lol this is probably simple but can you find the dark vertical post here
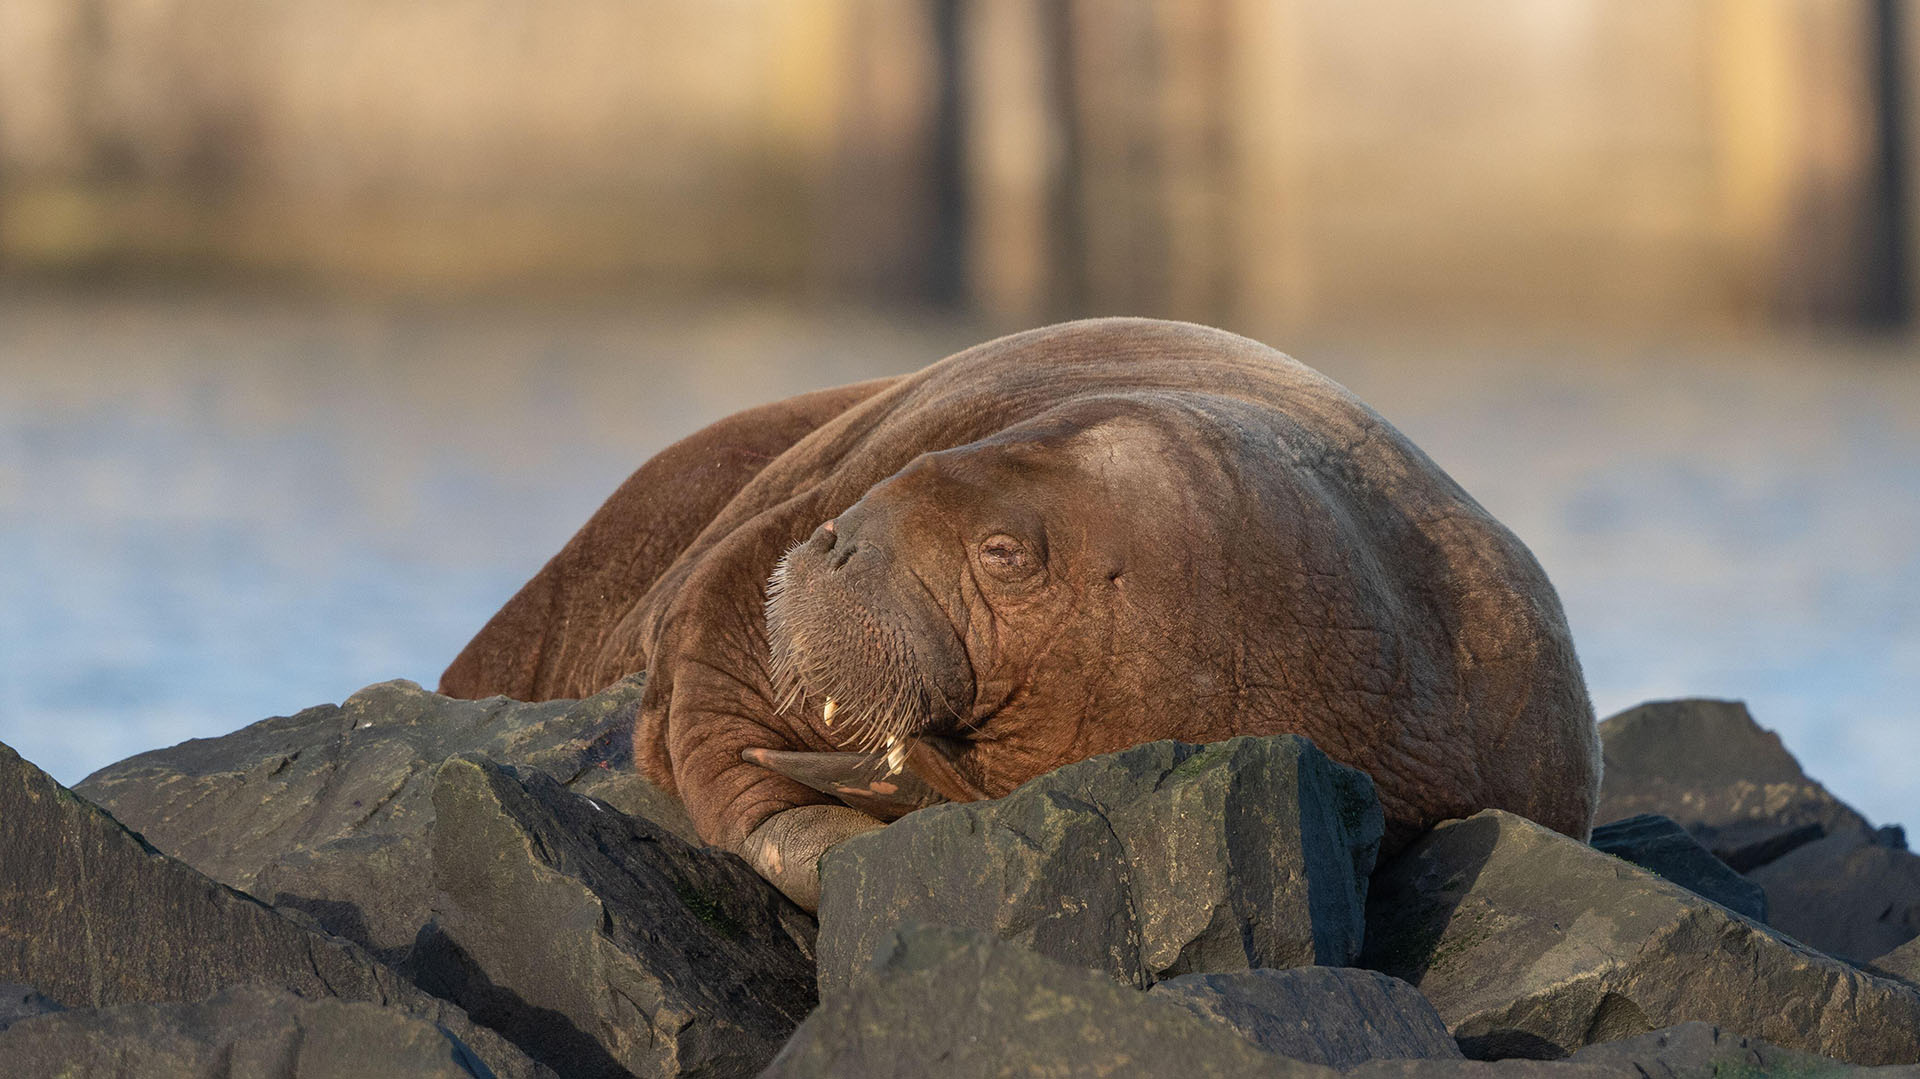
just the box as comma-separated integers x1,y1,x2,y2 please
927,0,969,308
1041,0,1086,314
1865,0,1911,328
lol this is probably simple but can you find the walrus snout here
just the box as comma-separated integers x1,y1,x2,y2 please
765,520,975,766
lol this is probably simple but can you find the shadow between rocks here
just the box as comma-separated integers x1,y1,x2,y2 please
1356,816,1503,997
270,895,382,961
405,922,630,1079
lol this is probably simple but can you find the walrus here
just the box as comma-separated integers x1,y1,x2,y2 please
441,318,1600,907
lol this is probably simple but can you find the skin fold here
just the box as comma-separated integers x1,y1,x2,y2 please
441,319,1602,908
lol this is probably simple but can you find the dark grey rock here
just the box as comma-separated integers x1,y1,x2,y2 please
1595,699,1871,872
1566,1021,1861,1078
411,755,817,1079
0,739,551,1079
0,985,63,1033
1748,830,1920,964
74,677,693,962
1148,967,1462,1068
1344,1063,1626,1077
762,925,1336,1079
0,985,493,1079
1871,937,1920,987
816,735,1382,994
1588,814,1767,922
1359,809,1920,1065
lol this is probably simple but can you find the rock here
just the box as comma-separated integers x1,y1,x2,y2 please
1871,937,1920,986
1588,814,1767,922
409,755,817,1079
1148,967,1462,1068
74,676,692,961
0,984,494,1079
1595,699,1871,872
1359,809,1920,1065
1565,1021,1860,1078
815,735,1383,994
0,985,62,1033
1748,830,1920,964
763,925,1335,1078
1349,1050,1586,1075
0,739,551,1079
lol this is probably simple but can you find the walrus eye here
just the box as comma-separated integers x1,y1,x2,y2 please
978,533,1036,581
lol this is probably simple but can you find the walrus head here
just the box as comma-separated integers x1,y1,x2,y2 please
764,505,980,769
759,398,1234,811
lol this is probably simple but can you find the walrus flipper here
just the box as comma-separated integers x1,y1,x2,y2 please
740,747,947,821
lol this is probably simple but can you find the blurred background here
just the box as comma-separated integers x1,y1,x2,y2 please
0,1,1914,828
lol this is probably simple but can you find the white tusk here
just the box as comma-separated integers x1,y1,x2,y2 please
884,736,907,775
823,698,837,725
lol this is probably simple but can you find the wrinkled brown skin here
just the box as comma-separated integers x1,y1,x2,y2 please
442,319,1601,906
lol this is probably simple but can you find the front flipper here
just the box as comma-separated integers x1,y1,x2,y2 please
740,747,948,821
740,804,885,910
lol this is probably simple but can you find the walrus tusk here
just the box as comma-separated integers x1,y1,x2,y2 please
741,746,947,821
822,697,837,724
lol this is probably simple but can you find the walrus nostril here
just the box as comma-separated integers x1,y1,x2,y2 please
829,541,858,569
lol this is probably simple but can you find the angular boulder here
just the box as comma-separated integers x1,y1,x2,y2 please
1565,1021,1859,1077
1747,829,1920,964
1595,699,1870,871
764,926,1336,1079
410,755,818,1079
815,735,1383,994
0,740,550,1079
1148,967,1462,1068
1872,936,1920,986
74,677,692,960
0,985,495,1079
1588,814,1767,922
1359,809,1920,1065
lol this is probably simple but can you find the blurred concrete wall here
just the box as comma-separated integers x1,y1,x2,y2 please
0,0,843,289
0,0,1910,332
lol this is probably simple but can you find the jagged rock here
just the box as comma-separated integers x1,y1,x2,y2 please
1358,809,1920,1065
763,926,1335,1078
0,740,551,1079
0,985,62,1033
1148,967,1462,1068
1565,1021,1859,1077
1595,699,1870,871
815,736,1383,994
74,676,692,960
1588,814,1767,922
1872,937,1920,986
1749,830,1920,964
0,985,494,1078
410,755,817,1079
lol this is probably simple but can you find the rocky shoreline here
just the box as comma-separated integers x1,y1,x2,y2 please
3,684,1916,1077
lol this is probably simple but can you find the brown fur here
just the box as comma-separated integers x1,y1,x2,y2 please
442,319,1601,858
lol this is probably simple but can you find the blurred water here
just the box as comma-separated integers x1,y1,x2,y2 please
1,291,1914,830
